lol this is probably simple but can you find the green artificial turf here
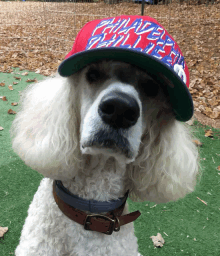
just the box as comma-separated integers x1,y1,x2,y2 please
0,69,220,255
0,69,45,255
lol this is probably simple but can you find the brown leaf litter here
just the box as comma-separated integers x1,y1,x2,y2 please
0,1,219,128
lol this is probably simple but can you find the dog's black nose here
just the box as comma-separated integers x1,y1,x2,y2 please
98,91,140,129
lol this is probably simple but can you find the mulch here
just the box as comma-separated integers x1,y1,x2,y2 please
0,1,219,127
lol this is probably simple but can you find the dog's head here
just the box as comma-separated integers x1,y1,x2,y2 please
74,60,173,164
11,60,199,203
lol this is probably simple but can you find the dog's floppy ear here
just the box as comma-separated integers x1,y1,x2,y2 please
128,120,200,203
10,75,81,179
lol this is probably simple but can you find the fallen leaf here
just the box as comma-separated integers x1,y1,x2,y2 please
1,96,8,101
217,166,220,171
26,78,38,83
8,109,16,114
8,85,13,90
13,82,18,85
0,82,5,87
150,233,165,248
0,227,8,239
205,129,213,138
22,72,28,76
0,126,4,131
14,76,21,81
192,139,203,147
11,102,18,106
209,111,220,119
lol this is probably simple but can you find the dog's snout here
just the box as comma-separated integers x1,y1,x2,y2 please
98,91,140,129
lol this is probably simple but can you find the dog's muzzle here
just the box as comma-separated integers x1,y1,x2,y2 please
98,91,140,129
81,89,142,163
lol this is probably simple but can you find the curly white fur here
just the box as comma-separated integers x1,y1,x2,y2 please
11,61,199,256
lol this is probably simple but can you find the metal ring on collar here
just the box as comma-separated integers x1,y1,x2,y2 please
114,216,120,232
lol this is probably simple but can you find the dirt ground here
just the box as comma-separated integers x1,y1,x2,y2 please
0,1,220,127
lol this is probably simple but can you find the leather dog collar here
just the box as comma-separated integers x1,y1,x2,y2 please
53,180,141,235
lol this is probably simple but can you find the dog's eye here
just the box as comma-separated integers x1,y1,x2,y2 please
86,68,103,83
139,80,159,98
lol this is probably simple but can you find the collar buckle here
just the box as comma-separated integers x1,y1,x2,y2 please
84,214,120,235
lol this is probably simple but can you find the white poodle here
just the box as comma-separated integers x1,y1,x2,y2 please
11,60,199,256
11,15,199,256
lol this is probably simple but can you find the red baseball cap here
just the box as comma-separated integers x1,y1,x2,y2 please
58,15,193,122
